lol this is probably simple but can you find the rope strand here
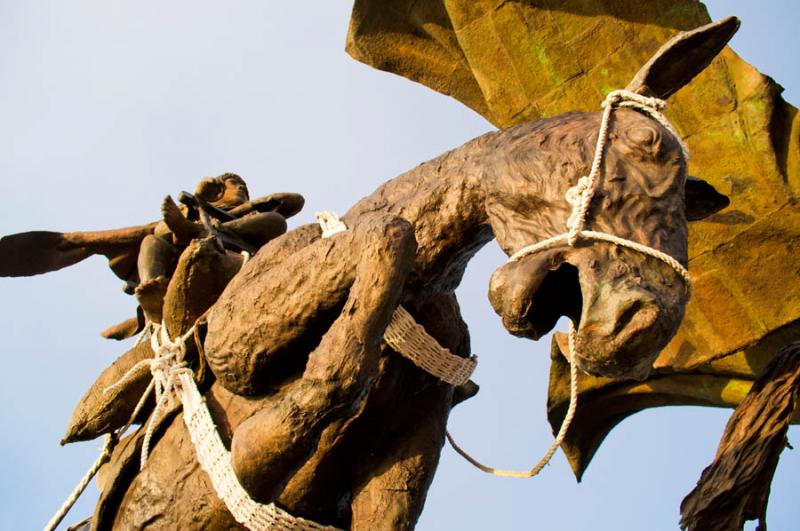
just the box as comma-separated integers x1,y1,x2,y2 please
44,434,116,531
445,323,580,477
445,89,692,478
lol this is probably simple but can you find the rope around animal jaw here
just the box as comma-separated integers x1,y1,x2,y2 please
444,89,693,477
318,92,693,476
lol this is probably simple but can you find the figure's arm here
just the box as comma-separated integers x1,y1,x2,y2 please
0,223,156,281
227,193,305,219
220,213,287,249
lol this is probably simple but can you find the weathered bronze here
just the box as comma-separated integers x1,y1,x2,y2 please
680,341,800,531
347,0,800,482
31,21,731,529
0,174,304,334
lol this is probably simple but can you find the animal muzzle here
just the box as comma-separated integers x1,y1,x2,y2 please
488,249,582,341
570,286,672,380
489,247,685,380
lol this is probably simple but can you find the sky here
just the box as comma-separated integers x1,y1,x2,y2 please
0,1,797,530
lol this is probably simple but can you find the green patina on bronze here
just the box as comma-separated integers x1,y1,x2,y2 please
347,0,800,478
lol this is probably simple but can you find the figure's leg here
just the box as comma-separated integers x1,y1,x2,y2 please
229,215,417,501
161,195,204,246
137,235,179,282
135,234,179,322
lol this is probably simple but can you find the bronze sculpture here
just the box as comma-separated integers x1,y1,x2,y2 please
1,19,736,530
347,0,800,491
0,174,304,335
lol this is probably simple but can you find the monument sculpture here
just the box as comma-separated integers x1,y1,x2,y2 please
1,18,739,530
347,0,800,483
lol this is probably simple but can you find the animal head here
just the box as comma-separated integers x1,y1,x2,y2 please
484,17,737,380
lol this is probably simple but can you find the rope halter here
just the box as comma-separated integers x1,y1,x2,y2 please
509,89,692,290
448,89,693,478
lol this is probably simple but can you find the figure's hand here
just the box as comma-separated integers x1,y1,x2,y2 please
195,177,225,203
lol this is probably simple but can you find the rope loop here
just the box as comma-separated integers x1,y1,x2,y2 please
448,88,693,479
603,89,666,112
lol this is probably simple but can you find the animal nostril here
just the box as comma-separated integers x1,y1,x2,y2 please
613,300,643,335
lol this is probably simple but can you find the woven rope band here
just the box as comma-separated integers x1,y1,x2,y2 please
384,306,477,386
143,324,340,531
316,211,478,386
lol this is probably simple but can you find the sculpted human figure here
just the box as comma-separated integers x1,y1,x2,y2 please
0,17,744,531
135,172,304,322
0,171,305,336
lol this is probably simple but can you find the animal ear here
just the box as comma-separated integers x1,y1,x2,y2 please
626,16,740,100
685,176,729,221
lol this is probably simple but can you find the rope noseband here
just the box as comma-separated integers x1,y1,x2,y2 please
447,89,693,477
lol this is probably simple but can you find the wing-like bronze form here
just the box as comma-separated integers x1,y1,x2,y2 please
0,223,156,282
547,323,800,480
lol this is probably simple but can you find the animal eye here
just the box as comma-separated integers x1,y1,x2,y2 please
626,126,659,147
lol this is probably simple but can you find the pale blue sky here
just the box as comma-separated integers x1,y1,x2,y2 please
0,1,797,530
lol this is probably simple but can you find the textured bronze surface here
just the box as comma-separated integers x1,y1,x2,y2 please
680,341,800,530
90,22,733,528
345,0,800,482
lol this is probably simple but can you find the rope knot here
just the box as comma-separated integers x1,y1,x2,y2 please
127,322,197,469
316,211,347,238
602,89,666,112
565,176,590,206
565,175,593,245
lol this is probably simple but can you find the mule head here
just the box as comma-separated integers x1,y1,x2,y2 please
484,17,737,380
